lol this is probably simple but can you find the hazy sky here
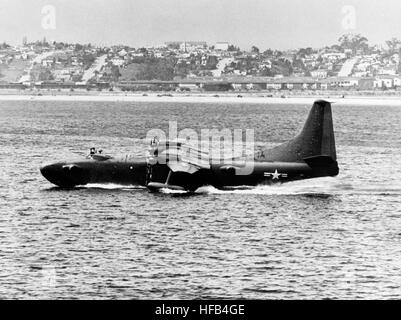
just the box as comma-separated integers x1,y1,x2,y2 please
1,0,401,50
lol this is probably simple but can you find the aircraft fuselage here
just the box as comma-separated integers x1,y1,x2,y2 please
40,157,148,188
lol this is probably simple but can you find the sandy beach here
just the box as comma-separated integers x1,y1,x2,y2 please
1,91,401,105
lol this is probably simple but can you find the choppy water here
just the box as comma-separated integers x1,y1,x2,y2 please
1,100,401,299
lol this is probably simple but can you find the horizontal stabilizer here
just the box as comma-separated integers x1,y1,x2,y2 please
303,155,336,167
303,155,339,176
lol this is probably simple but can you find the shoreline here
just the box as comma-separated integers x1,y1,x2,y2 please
1,91,401,105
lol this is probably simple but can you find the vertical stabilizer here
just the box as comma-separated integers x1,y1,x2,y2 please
297,100,337,160
260,100,339,176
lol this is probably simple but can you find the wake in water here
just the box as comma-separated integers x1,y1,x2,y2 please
80,183,146,191
196,177,345,196
54,177,401,196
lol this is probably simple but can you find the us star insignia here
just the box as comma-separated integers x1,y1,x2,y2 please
264,169,288,180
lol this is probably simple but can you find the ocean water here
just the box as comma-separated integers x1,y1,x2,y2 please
1,100,401,299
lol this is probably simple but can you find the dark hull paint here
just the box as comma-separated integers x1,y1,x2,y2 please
40,158,148,188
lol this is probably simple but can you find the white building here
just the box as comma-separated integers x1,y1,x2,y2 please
331,77,359,87
179,41,207,52
376,76,401,88
310,69,328,78
18,74,31,83
110,58,125,66
321,52,346,61
118,49,128,57
215,42,230,51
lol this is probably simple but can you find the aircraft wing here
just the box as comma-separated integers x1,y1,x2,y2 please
167,149,210,174
154,143,211,174
167,161,200,174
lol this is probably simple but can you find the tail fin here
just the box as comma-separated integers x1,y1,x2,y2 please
296,100,337,161
261,100,339,176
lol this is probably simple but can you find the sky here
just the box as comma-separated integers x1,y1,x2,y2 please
0,0,401,50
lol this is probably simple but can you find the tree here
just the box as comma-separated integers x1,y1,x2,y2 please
330,44,343,52
138,47,148,55
0,42,10,49
110,65,121,82
42,37,49,47
338,33,369,54
386,38,401,54
38,69,54,81
251,46,260,54
297,47,314,57
74,43,84,52
263,49,273,56
228,45,240,52
205,55,218,69
292,58,306,70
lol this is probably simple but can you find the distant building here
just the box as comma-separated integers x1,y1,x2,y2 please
110,58,125,66
118,49,128,57
165,41,206,52
310,69,328,78
330,77,359,87
358,78,379,90
131,52,145,57
42,58,54,67
378,66,397,76
18,75,31,84
375,75,401,88
178,83,200,91
180,41,207,52
215,42,230,51
321,52,346,61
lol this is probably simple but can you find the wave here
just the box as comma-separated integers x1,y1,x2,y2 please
80,183,146,190
72,178,401,196
196,178,401,196
196,177,344,196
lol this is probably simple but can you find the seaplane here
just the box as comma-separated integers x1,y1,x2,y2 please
40,100,339,192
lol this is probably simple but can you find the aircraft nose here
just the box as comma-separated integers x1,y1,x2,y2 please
40,164,61,184
40,163,89,187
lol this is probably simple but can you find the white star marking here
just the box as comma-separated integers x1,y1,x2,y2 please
264,170,288,180
271,169,280,180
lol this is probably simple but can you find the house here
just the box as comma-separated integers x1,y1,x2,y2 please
377,77,393,88
330,77,359,87
18,74,31,83
321,52,346,61
310,69,328,78
379,66,397,76
42,58,54,66
266,83,282,90
394,77,401,87
376,75,401,88
353,71,368,77
178,83,200,91
118,49,128,57
319,80,329,90
110,58,125,67
131,52,145,58
232,83,246,91
178,42,207,52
